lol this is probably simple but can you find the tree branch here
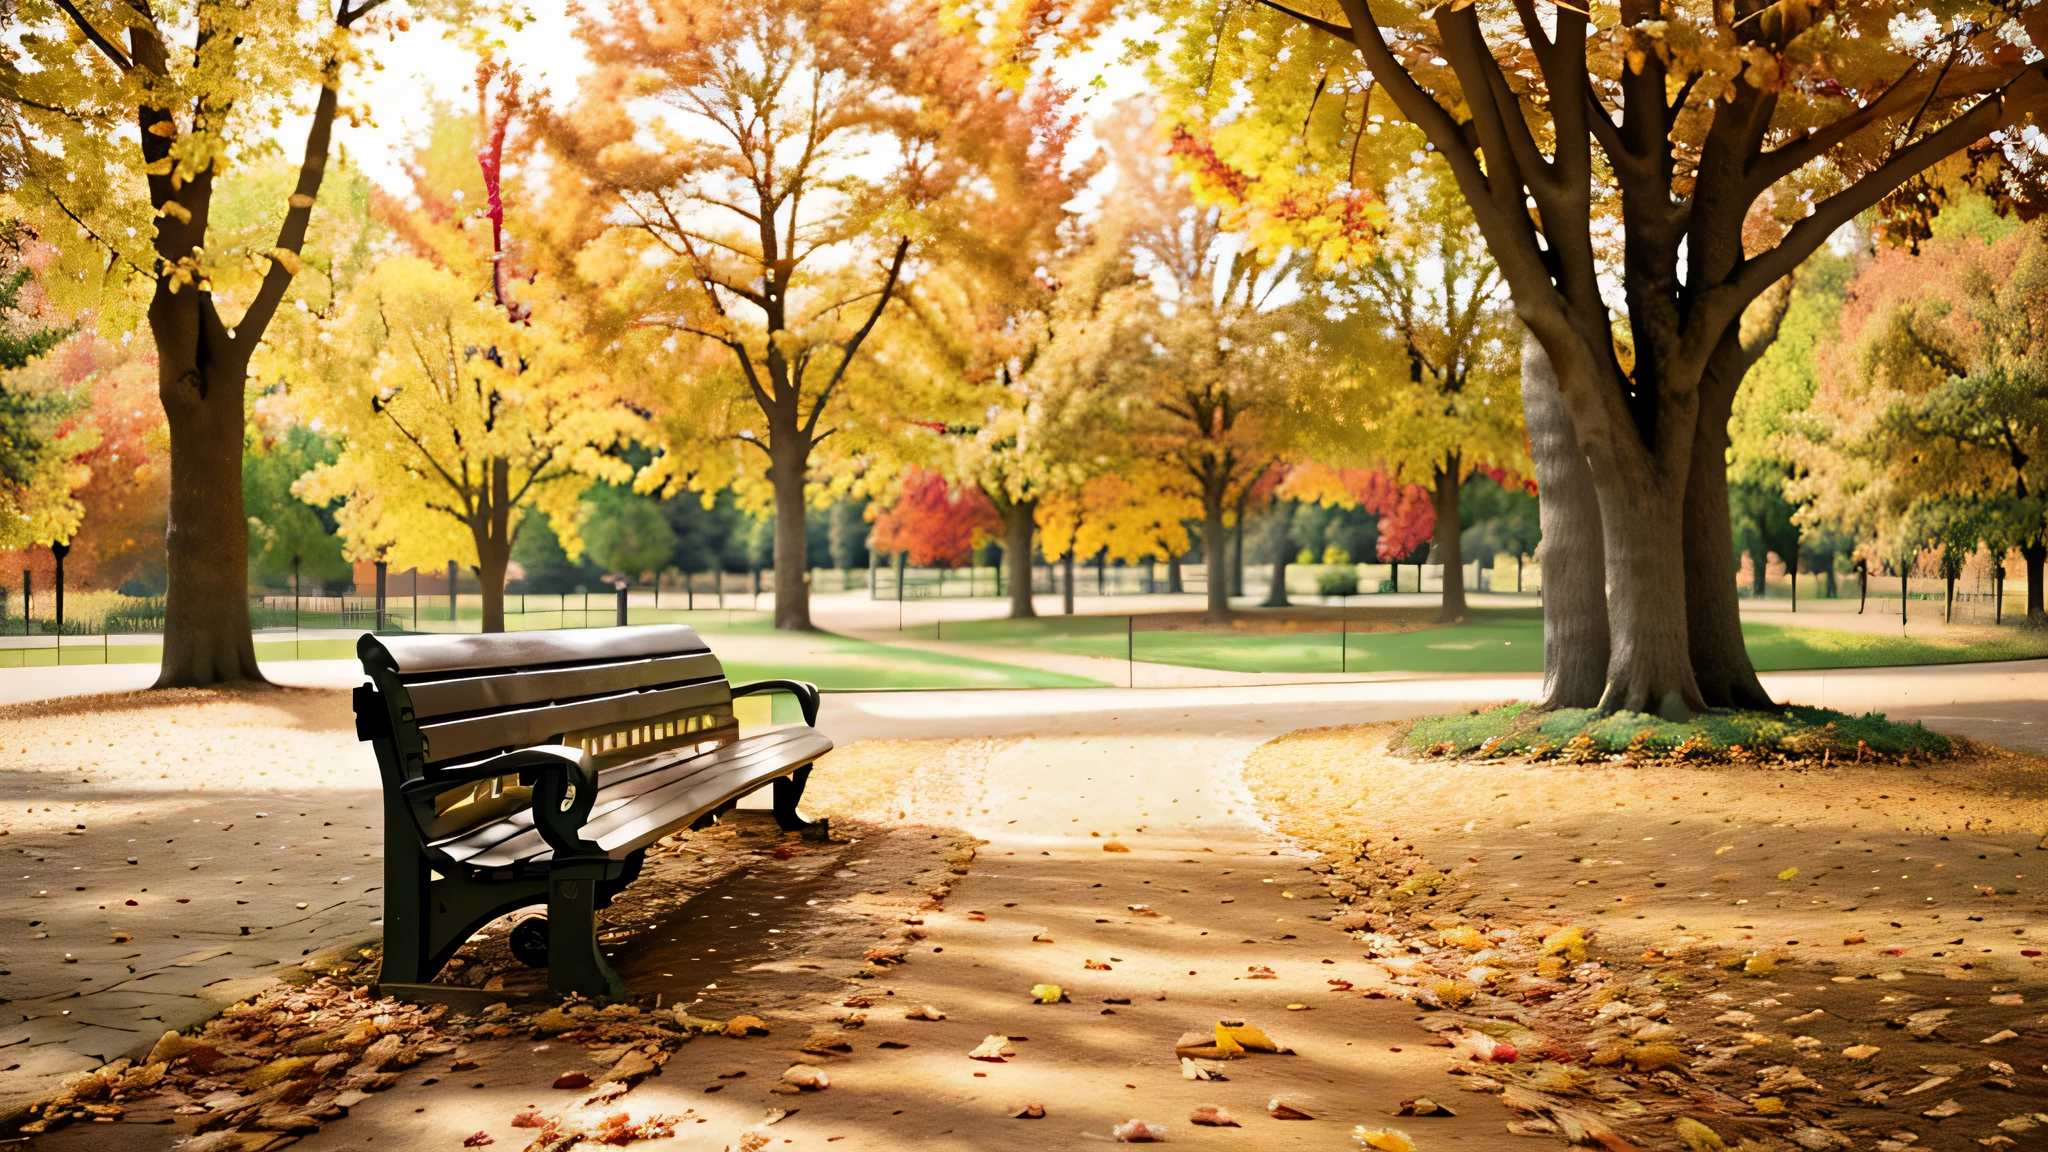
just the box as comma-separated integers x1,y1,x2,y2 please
232,78,340,356
801,236,909,441
51,0,132,70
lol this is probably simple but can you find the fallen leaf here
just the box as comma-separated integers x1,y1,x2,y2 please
1675,1117,1729,1152
511,1111,547,1128
1843,1045,1881,1060
969,1036,1015,1062
724,1015,770,1037
1981,1030,2019,1045
1217,1020,1280,1053
1011,1102,1046,1119
1269,1097,1315,1120
1112,1118,1166,1141
1190,1104,1239,1127
904,1005,946,1021
1085,960,1113,971
1354,1126,1417,1152
1031,985,1066,1004
1398,1097,1454,1117
552,1072,592,1090
1922,1099,1964,1119
1031,932,1056,943
1778,867,1799,881
1102,841,1130,853
463,1133,494,1148
780,1065,829,1091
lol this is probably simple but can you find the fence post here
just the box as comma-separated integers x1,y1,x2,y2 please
22,567,30,637
616,580,629,626
375,560,389,632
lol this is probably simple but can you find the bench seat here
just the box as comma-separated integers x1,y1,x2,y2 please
354,625,831,1002
433,727,835,870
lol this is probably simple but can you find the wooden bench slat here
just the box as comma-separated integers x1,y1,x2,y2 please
403,651,728,720
372,625,710,678
419,679,733,763
449,730,829,869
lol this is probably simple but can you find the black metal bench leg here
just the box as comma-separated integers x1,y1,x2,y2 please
547,860,626,1002
773,765,819,832
378,797,435,984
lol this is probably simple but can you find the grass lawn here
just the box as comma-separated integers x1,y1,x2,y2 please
1405,700,1954,761
0,610,1109,690
927,607,2048,675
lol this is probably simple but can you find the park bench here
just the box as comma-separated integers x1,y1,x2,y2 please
353,625,831,1002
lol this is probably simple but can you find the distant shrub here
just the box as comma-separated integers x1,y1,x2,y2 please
1316,569,1359,597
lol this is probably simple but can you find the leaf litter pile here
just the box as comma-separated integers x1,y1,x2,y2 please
1243,721,2048,1151
8,805,983,1151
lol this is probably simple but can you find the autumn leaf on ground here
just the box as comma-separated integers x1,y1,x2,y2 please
969,1035,1016,1062
904,1005,946,1021
462,1133,494,1148
1085,959,1113,970
1217,1020,1280,1053
1190,1104,1239,1126
1031,932,1055,943
1777,867,1798,880
779,1065,829,1091
1111,1118,1166,1141
1269,1097,1315,1120
552,1071,592,1090
1354,1127,1416,1152
1011,1102,1046,1119
1032,984,1067,1004
1246,965,1277,979
1103,840,1130,853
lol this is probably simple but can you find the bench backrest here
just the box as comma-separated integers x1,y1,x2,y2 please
356,626,743,791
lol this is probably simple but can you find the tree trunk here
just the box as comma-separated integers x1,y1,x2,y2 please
154,322,264,688
1595,482,1704,719
1061,551,1075,615
1521,332,1607,710
1230,492,1248,597
478,535,510,634
768,437,812,630
1167,553,1183,593
1681,362,1773,708
1003,499,1037,619
1202,497,1230,622
1431,456,1466,623
1262,500,1292,608
1749,546,1768,596
476,458,513,634
2025,541,2045,624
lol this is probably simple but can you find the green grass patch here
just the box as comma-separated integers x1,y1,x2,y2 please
925,608,2048,675
1403,701,1955,762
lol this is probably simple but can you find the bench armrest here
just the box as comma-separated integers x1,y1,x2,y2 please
398,744,594,798
731,679,822,727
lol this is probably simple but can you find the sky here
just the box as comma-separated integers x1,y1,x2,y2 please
330,5,1156,196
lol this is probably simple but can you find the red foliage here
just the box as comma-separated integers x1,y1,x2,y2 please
868,469,1000,567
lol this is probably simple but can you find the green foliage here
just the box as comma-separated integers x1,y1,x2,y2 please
1459,474,1539,560
1315,569,1358,597
1404,702,1953,762
580,484,677,579
244,424,349,590
510,513,601,595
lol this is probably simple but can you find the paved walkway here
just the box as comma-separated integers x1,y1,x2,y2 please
4,653,2045,1122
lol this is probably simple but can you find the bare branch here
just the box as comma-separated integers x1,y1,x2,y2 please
51,0,132,70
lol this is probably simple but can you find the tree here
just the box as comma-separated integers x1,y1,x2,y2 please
550,0,1005,631
882,84,1107,620
1303,137,1523,622
1107,0,2048,716
1105,110,1328,622
868,468,1000,568
38,334,167,592
580,484,677,583
1799,215,2048,622
288,77,646,633
1,0,433,685
244,422,350,590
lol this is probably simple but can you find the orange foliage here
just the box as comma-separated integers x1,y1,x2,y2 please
869,468,1000,567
